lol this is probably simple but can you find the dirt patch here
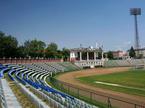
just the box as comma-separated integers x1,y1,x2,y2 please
57,67,145,108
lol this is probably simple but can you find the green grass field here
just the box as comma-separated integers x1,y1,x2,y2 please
78,69,145,97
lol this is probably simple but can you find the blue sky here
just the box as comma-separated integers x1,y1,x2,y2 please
0,0,145,51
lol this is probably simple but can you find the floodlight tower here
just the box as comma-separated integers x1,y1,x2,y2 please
130,8,141,53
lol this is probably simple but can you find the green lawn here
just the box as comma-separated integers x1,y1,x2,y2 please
78,69,145,97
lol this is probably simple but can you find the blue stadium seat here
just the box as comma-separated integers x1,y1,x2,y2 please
0,67,9,78
8,69,15,81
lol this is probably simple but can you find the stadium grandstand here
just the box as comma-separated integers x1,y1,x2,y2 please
104,59,145,68
0,62,98,108
1,58,145,108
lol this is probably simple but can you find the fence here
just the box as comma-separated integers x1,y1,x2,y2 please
50,77,145,108
0,58,62,64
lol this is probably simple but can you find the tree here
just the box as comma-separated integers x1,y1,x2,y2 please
16,46,26,57
107,51,114,59
24,39,46,58
0,31,71,59
129,46,136,58
62,48,70,61
45,42,58,58
46,42,58,51
57,50,63,59
0,31,18,58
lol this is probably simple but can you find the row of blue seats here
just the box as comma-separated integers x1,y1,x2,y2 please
23,69,74,100
5,64,75,100
0,64,75,102
0,66,9,78
1,64,97,108
0,64,16,82
15,71,27,85
8,69,15,81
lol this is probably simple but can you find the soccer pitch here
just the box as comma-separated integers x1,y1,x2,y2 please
78,69,145,97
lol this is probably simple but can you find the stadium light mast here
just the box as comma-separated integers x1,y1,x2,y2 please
130,8,141,56
101,45,104,60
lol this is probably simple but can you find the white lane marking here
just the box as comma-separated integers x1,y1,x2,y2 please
95,81,145,91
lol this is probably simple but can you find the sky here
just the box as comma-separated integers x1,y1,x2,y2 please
0,0,145,51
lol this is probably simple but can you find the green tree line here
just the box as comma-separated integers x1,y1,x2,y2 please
0,31,69,60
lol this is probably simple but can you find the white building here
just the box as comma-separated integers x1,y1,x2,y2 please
70,47,103,68
135,48,145,58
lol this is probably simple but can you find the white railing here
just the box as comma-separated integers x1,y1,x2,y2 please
75,60,103,68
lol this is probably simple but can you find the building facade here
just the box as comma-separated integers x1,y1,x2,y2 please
112,50,126,59
135,48,145,58
70,47,104,68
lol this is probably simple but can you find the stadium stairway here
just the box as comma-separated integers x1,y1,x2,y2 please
0,66,22,108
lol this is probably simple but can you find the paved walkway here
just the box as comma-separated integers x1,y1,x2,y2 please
1,79,22,108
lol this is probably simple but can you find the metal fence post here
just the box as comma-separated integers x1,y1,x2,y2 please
90,92,92,101
67,85,70,93
134,104,136,108
77,88,79,98
108,97,112,108
61,83,63,91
